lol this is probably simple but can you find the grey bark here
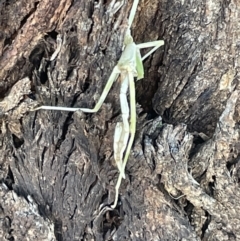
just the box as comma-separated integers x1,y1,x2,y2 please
0,0,239,240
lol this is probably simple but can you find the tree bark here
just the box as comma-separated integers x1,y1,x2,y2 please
0,0,239,240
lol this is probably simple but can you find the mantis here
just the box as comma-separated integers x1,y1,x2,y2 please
34,0,164,208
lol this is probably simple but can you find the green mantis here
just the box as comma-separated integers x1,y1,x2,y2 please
34,0,164,208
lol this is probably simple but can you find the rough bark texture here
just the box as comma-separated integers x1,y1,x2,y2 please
0,0,239,240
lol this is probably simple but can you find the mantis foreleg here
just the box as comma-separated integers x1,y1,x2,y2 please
137,40,164,61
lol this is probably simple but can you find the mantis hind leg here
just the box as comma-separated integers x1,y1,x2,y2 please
34,66,120,113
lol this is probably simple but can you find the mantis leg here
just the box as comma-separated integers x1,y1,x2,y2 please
128,0,139,28
113,73,130,179
35,66,120,112
112,70,136,209
137,40,164,61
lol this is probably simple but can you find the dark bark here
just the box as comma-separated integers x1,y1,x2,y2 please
0,0,239,240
